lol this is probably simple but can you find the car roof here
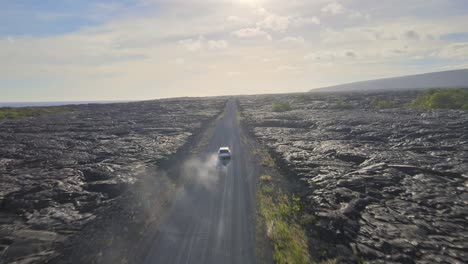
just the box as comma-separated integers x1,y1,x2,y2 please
219,147,230,151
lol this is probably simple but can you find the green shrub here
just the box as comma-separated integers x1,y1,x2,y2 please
272,101,292,112
260,175,273,182
259,190,311,264
299,213,317,225
292,194,301,212
409,88,468,110
296,94,312,102
371,98,396,109
0,106,75,119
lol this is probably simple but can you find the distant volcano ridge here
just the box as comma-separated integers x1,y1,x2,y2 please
310,69,468,92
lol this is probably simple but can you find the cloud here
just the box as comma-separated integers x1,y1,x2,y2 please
274,65,301,73
226,15,244,23
256,8,289,32
383,48,407,57
320,27,377,44
281,36,305,44
436,42,468,59
404,30,420,40
255,8,319,32
232,27,272,40
321,2,345,15
320,2,370,21
261,57,279,63
179,37,204,51
178,37,227,51
225,15,252,26
292,16,320,26
304,51,335,61
320,26,430,44
348,11,370,20
207,40,228,50
439,61,468,70
171,58,185,65
371,29,398,41
3,0,468,101
345,51,356,58
304,50,358,61
227,71,242,77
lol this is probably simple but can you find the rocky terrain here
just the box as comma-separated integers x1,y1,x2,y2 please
0,98,225,263
240,91,468,263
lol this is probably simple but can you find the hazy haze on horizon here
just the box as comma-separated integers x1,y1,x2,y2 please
2,0,468,102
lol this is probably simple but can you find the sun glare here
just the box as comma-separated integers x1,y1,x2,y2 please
237,0,264,6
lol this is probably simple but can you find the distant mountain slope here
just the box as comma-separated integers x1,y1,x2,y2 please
311,69,468,92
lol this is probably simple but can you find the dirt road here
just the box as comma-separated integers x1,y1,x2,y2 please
143,99,258,264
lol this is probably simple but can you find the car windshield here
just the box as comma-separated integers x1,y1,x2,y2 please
220,149,229,154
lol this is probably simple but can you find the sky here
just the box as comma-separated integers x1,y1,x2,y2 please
1,0,468,102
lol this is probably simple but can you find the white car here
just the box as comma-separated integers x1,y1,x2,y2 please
218,147,231,160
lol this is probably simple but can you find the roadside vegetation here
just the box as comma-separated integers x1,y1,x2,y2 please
0,106,75,119
243,111,343,263
258,174,310,264
295,94,313,103
409,88,468,110
331,100,354,109
272,101,292,112
247,142,313,264
370,98,397,109
236,110,243,125
216,111,225,120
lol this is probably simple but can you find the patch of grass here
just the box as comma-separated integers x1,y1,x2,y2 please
248,128,312,263
236,110,243,125
317,259,338,264
299,213,317,226
357,256,366,264
370,98,396,109
409,88,468,110
260,175,273,182
272,101,292,112
331,101,353,110
295,94,312,103
291,195,301,212
217,111,225,120
260,154,276,167
0,106,74,119
252,148,277,168
261,184,274,194
258,175,311,264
